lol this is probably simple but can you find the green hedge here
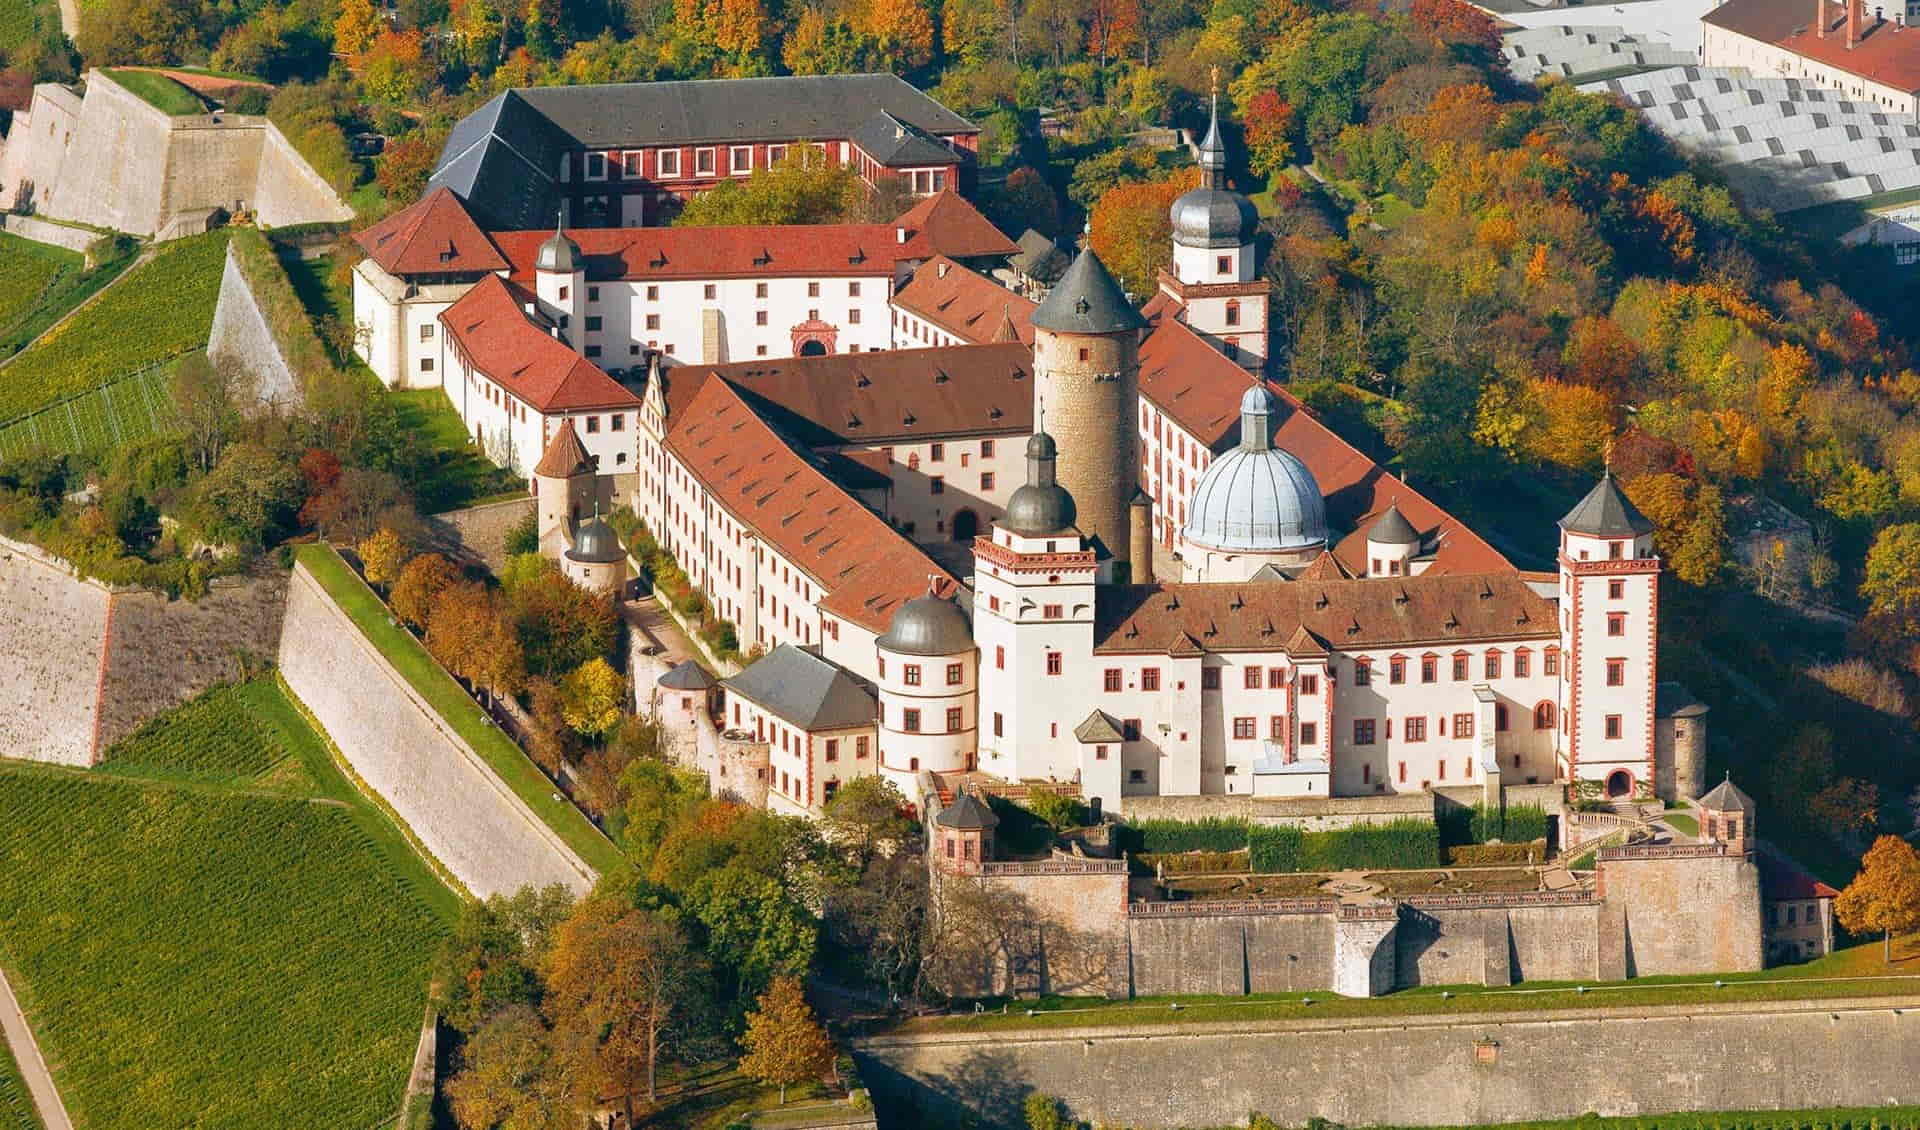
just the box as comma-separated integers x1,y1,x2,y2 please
1114,817,1248,855
1248,825,1301,872
1446,840,1546,866
1471,803,1549,844
1299,819,1440,871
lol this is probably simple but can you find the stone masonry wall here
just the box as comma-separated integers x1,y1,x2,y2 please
0,534,108,765
856,996,1920,1130
94,566,287,750
207,243,302,408
1601,850,1765,975
0,214,97,255
250,122,354,229
278,560,596,898
423,497,535,573
1128,911,1335,996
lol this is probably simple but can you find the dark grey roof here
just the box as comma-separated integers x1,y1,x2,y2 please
1010,229,1070,282
1367,504,1420,546
430,90,569,232
658,659,716,691
1656,681,1708,718
536,228,581,273
1170,186,1258,249
878,594,974,656
1559,472,1654,538
566,516,625,564
1698,774,1755,815
1006,482,1077,536
1073,709,1124,743
723,645,876,731
849,110,963,168
1030,250,1147,335
514,74,974,149
935,791,999,829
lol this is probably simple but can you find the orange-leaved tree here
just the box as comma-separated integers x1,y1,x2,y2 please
1836,835,1920,962
1087,167,1200,298
738,975,835,1103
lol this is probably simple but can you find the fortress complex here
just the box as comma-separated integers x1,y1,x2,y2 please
386,93,1708,823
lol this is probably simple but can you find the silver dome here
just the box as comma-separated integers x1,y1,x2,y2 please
566,516,625,564
877,594,974,656
536,228,581,273
1182,384,1328,553
1006,482,1076,536
1171,186,1258,249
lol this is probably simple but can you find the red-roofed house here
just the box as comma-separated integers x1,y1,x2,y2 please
353,188,510,389
891,257,1037,348
1757,843,1841,962
1704,0,1920,114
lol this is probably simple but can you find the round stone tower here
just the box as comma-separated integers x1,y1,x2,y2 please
874,578,977,795
1029,249,1147,569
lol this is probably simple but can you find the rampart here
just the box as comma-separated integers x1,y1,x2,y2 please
855,995,1920,1129
0,533,284,765
277,559,597,898
207,241,301,407
0,70,350,238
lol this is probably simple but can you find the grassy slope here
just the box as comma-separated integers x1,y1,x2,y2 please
0,1035,43,1130
0,679,453,1130
0,232,228,420
0,237,72,337
101,69,206,116
295,542,623,874
0,234,138,366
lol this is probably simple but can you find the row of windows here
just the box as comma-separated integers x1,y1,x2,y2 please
1355,649,1561,685
877,659,968,685
887,706,967,732
1227,716,1319,744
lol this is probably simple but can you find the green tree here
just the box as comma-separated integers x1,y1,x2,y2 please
505,556,618,675
1026,1092,1071,1130
621,760,709,865
1862,522,1920,614
674,149,860,226
822,775,914,871
738,975,834,1103
1024,786,1085,831
172,352,252,475
192,443,305,549
1836,835,1920,962
560,658,624,737
686,864,818,993
434,885,575,1032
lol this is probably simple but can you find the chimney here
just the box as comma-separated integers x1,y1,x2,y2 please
1817,0,1826,36
1848,0,1860,45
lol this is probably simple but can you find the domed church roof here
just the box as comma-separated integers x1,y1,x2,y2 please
1005,426,1078,536
1170,93,1258,249
878,593,974,656
1181,384,1328,554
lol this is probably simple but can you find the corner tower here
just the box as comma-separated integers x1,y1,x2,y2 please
1029,249,1146,570
1557,471,1659,803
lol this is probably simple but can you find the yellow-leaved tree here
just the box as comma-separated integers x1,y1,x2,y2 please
358,527,410,592
738,975,834,1103
1835,835,1920,963
561,658,624,737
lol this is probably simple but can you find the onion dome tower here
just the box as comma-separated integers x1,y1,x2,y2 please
533,214,584,349
1159,77,1271,369
875,578,978,795
1029,250,1146,571
1178,384,1328,581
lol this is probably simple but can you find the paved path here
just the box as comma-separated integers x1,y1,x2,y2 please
0,962,74,1130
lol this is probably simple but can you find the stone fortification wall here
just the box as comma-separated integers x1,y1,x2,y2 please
28,70,173,234
0,534,109,765
278,560,597,898
856,996,1920,1130
0,82,82,216
1120,789,1434,830
207,243,302,407
1126,908,1334,996
250,123,353,229
0,214,98,254
95,566,287,750
1599,846,1764,974
423,497,534,573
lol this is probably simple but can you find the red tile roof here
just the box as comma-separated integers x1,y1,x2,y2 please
892,257,1037,345
534,417,593,477
439,275,641,414
1094,574,1557,655
1758,844,1842,900
355,187,508,276
1138,311,1512,576
664,376,950,633
699,342,1033,444
891,190,1021,260
1707,0,1920,92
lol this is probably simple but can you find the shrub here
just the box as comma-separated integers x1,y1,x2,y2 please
1138,849,1249,875
504,509,538,555
1299,819,1442,871
1248,825,1303,872
1446,840,1546,866
1469,803,1550,844
1025,786,1087,830
1114,817,1249,855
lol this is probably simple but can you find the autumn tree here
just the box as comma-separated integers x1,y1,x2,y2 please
1087,167,1199,297
377,133,442,204
504,556,618,676
334,0,381,58
1242,90,1296,178
428,581,526,699
446,1005,578,1130
358,526,410,592
1861,523,1920,614
1836,835,1920,962
392,552,461,630
782,7,860,75
1622,472,1726,587
1085,0,1140,65
560,657,625,737
544,899,709,1114
738,975,834,1103
1810,777,1880,848
359,29,433,103
856,0,934,69
1409,0,1499,51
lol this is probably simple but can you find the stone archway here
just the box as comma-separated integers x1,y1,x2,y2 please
1605,769,1633,799
798,339,828,356
951,508,979,541
790,318,838,356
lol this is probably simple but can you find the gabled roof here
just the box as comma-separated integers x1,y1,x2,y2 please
355,187,508,276
891,191,1021,260
1073,709,1125,743
1295,552,1355,581
893,258,1037,345
1137,314,1511,576
1010,229,1071,283
1560,472,1654,538
851,110,967,168
657,659,716,691
490,223,903,283
1031,250,1147,335
1705,0,1920,94
664,376,951,634
438,275,641,414
722,644,876,731
1095,574,1557,655
1757,843,1841,900
935,791,999,829
534,418,594,478
1698,774,1757,816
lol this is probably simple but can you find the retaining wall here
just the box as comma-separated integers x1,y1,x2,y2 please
206,242,301,407
857,996,1920,1129
277,560,596,898
0,213,97,254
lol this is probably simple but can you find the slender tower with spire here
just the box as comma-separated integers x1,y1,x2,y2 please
1161,71,1271,369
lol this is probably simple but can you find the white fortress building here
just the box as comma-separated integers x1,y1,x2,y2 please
429,95,1701,818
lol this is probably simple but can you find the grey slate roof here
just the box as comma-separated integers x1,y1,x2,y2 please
1030,250,1147,335
935,791,1000,829
430,89,570,232
877,594,975,656
1698,773,1756,815
1559,472,1654,537
658,659,716,691
1010,229,1070,282
1655,681,1709,718
1366,503,1420,546
849,110,964,168
723,644,876,731
515,73,972,150
1073,710,1125,743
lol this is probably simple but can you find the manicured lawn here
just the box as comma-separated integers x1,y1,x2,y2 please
886,936,1920,1036
0,678,452,1130
295,542,623,873
391,387,525,510
1663,811,1699,837
0,232,228,421
0,1034,43,1130
102,68,206,115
